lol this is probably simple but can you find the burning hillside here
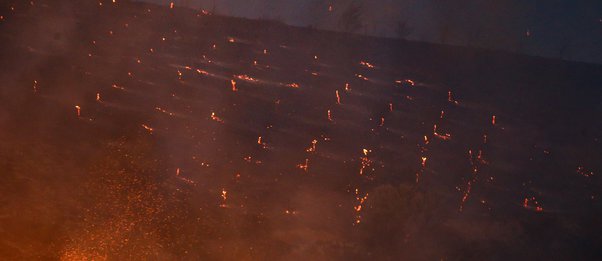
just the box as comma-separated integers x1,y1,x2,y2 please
0,0,601,260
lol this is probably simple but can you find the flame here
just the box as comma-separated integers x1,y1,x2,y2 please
231,79,237,92
75,105,81,117
336,90,341,104
141,124,153,134
297,159,309,172
433,124,452,140
359,61,375,68
359,149,373,176
155,107,175,116
235,74,259,82
306,139,318,153
286,83,300,88
211,112,223,123
354,189,369,224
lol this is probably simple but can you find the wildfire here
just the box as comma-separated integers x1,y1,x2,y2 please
221,189,227,201
433,124,452,140
306,139,318,153
75,105,81,117
492,115,496,126
523,196,544,212
448,90,459,104
233,74,257,82
155,107,175,116
141,124,153,133
111,84,125,90
355,74,369,81
359,149,373,176
33,80,38,93
327,109,333,122
210,112,224,123
395,79,415,87
354,189,369,224
359,61,375,68
96,93,101,102
176,168,195,185
231,79,237,91
577,166,594,177
297,159,309,172
286,83,300,88
459,149,485,211
335,90,341,104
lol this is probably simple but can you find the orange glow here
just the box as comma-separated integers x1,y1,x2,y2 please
297,159,309,172
75,105,81,117
141,124,153,133
306,139,318,153
211,112,223,123
234,74,258,82
231,79,237,91
359,61,375,68
286,83,300,88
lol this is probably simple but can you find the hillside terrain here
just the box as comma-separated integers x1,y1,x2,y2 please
0,0,601,260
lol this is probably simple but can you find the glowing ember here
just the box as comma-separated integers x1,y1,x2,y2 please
359,61,375,68
231,79,238,92
359,149,373,176
577,166,594,177
235,74,259,82
211,112,223,123
354,189,369,224
141,124,154,133
74,105,81,117
286,83,300,88
297,159,309,172
306,139,318,153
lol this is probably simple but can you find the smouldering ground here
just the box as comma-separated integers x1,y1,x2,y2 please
0,1,601,260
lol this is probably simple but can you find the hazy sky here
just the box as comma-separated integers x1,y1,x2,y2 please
136,0,602,64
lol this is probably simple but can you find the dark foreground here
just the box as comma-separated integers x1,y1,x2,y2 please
0,1,601,260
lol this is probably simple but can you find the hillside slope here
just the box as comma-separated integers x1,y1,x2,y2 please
0,1,601,260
